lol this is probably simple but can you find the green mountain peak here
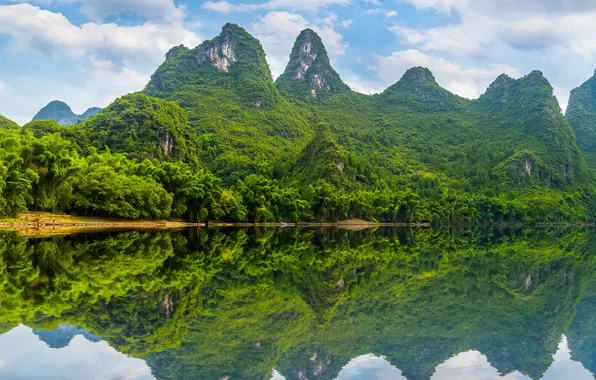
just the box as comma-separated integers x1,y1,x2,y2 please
566,69,596,168
145,23,279,109
399,66,437,86
165,45,188,61
379,66,469,111
276,28,350,101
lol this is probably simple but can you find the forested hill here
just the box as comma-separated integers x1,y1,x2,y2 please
567,69,596,169
2,23,596,224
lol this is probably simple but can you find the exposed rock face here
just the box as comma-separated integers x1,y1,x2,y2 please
160,133,173,157
198,36,237,73
523,160,532,176
276,29,350,101
32,101,101,126
145,23,280,109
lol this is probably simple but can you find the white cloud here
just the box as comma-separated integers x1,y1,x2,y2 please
248,0,351,11
0,4,201,123
345,80,383,94
0,4,200,65
387,1,596,108
371,49,520,99
250,11,348,78
388,24,426,44
202,0,233,13
320,11,338,27
431,350,526,379
400,0,470,13
394,1,596,59
341,19,353,28
0,326,155,380
364,8,398,18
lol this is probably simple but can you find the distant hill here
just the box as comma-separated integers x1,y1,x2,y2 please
32,100,101,126
33,324,101,349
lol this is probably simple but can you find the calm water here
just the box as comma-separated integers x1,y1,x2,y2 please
0,227,595,380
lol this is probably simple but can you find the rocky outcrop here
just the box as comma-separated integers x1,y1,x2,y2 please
276,29,350,101
197,34,237,73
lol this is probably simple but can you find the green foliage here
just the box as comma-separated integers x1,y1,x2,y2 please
3,228,594,380
0,128,243,220
68,151,173,219
83,93,201,165
566,71,596,168
0,115,19,130
3,26,596,224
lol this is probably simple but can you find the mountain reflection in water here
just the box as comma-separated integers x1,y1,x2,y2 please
0,227,595,380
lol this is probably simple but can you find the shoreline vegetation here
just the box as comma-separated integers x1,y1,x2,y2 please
0,213,593,237
0,213,430,235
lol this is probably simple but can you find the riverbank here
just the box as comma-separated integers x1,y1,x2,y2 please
0,213,432,236
0,212,199,237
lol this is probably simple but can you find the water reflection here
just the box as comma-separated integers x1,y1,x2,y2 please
0,227,595,379
0,325,153,380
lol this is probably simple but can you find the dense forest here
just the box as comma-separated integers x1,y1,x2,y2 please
1,227,596,379
3,23,596,224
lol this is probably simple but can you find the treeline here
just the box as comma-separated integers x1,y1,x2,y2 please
0,126,592,223
0,126,418,222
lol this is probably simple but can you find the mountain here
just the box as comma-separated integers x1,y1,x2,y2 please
378,66,469,112
567,278,596,375
32,101,101,126
275,29,350,101
145,23,279,109
2,23,596,224
139,24,595,222
144,23,312,183
474,70,586,187
566,70,596,168
0,115,19,129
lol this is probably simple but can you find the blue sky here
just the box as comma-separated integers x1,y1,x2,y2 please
1,0,596,124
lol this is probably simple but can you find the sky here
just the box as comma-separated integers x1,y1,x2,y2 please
1,0,596,124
